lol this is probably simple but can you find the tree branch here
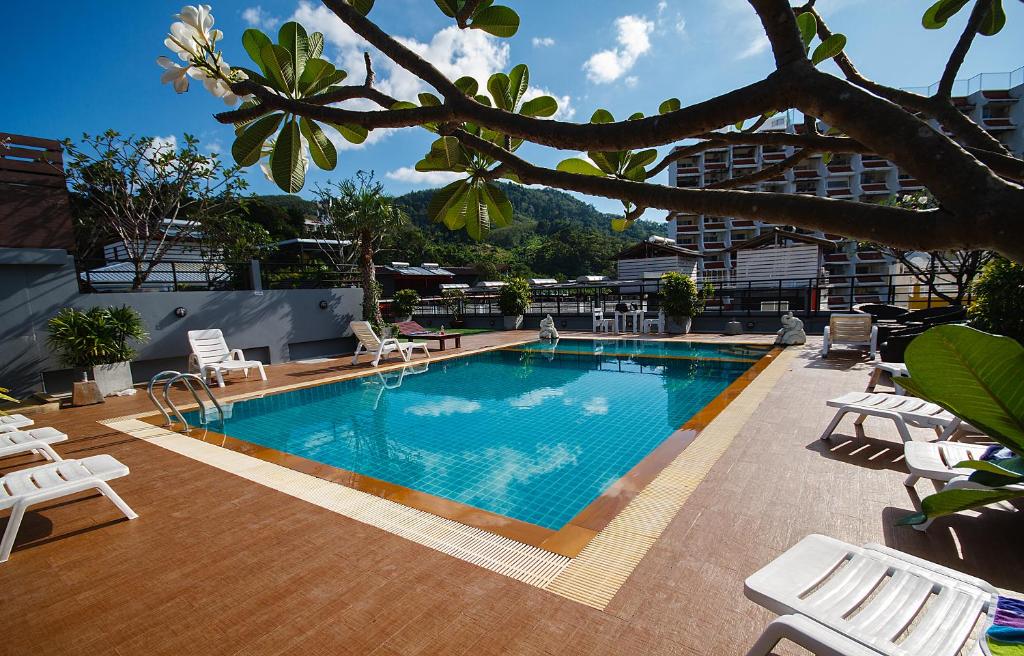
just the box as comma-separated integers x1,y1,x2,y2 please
455,0,483,28
938,0,991,98
707,150,808,190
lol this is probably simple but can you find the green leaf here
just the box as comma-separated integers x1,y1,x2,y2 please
822,152,833,166
627,112,644,121
278,22,310,89
556,158,606,177
590,108,615,124
270,120,304,193
519,95,557,118
233,66,273,90
307,32,324,60
418,92,442,107
480,182,513,228
658,98,681,115
242,29,272,76
231,112,283,166
897,486,1024,525
627,149,658,171
487,73,513,111
470,5,520,37
433,0,459,18
610,218,630,232
954,456,1024,478
796,12,817,50
922,0,970,28
588,150,620,174
978,0,1005,35
391,101,418,110
418,136,470,172
427,179,470,228
896,325,1024,454
811,34,846,66
508,63,529,108
454,76,479,96
347,0,374,15
734,119,746,131
260,44,295,94
299,118,337,171
298,59,335,96
331,123,368,145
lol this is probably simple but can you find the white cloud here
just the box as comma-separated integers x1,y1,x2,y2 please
144,135,177,159
675,17,687,35
583,397,609,416
406,397,481,417
736,34,770,60
583,15,654,84
509,387,564,409
624,76,639,88
385,167,463,186
531,36,555,47
241,6,279,30
657,1,668,14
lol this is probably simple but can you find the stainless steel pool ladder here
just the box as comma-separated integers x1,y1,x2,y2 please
147,370,224,433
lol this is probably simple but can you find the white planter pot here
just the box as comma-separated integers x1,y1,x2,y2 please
92,361,134,397
502,315,523,330
666,316,693,334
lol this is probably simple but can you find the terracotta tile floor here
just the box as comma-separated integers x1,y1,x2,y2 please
1,331,1021,655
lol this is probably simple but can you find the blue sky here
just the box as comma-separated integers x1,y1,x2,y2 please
4,1,1023,223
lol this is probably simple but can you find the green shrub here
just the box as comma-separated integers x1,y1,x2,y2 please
968,257,1024,344
660,272,711,321
47,306,148,368
392,288,420,318
442,288,466,321
498,277,531,316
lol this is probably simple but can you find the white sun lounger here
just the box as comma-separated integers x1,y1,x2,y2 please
0,414,34,434
822,314,878,359
188,329,267,388
0,427,68,462
0,454,137,562
350,321,428,367
820,391,961,443
744,534,997,656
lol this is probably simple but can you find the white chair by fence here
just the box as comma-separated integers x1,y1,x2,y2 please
350,321,427,367
187,329,267,388
592,309,615,333
643,310,665,334
822,313,878,359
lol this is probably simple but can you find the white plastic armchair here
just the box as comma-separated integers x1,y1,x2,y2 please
187,329,267,388
822,313,878,359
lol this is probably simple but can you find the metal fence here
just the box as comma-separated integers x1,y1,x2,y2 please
396,273,971,319
75,258,360,293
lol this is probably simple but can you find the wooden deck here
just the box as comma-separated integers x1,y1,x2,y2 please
2,330,1021,655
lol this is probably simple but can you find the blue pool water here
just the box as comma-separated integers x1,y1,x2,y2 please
184,340,770,530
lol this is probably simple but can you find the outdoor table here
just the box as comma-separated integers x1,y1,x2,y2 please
614,310,644,334
402,332,462,351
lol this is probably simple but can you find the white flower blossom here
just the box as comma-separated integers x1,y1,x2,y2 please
158,5,246,106
156,56,192,93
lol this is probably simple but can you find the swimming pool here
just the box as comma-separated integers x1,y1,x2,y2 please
182,339,772,531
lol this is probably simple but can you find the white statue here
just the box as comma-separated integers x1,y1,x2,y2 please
538,314,559,340
775,312,806,345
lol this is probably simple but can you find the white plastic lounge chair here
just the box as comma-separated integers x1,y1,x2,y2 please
0,454,137,563
864,362,909,394
820,391,960,443
0,427,68,462
902,441,1024,531
642,310,665,334
822,313,878,359
744,533,997,656
592,309,614,333
0,414,34,434
188,329,267,388
350,321,427,367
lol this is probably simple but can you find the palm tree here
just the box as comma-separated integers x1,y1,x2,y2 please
313,171,407,328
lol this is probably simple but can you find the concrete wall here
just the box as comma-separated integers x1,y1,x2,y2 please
0,248,362,395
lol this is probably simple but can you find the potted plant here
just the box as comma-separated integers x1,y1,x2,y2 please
392,288,420,322
660,272,712,334
498,277,531,330
442,288,467,328
47,306,148,396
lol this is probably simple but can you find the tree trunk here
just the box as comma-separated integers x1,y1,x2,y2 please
359,232,382,327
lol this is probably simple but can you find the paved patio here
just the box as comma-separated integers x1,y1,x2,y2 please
1,330,1020,655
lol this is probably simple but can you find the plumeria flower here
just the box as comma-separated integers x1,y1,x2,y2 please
157,56,192,93
176,5,215,45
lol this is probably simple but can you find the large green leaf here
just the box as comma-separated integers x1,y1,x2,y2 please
330,123,368,145
796,12,817,50
260,44,295,94
658,98,680,115
479,182,513,228
463,186,489,240
507,64,529,108
299,118,337,171
978,0,1006,35
347,0,374,15
470,5,520,37
298,59,335,96
278,22,309,90
417,137,470,172
433,0,459,18
922,0,970,28
556,158,606,177
896,325,1024,454
487,73,513,111
897,486,1024,525
811,34,846,66
520,95,557,118
590,108,615,124
242,29,272,76
270,120,304,193
454,76,479,96
231,112,283,166
307,32,325,60
427,179,470,227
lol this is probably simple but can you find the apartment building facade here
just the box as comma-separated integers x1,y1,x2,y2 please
666,67,1023,309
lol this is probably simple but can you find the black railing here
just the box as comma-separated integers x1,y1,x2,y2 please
75,258,359,293
393,273,971,319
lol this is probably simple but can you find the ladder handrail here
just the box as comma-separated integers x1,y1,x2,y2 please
162,373,225,433
147,370,182,427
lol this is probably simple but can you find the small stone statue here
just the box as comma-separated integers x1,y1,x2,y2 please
538,314,559,340
775,311,806,345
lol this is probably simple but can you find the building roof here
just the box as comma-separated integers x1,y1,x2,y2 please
79,261,229,288
615,239,703,260
723,228,839,252
376,264,455,277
